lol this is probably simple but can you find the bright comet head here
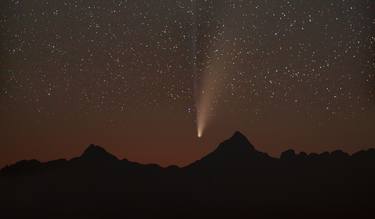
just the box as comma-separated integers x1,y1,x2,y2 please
197,130,202,138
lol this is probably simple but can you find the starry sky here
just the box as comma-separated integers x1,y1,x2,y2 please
0,0,374,167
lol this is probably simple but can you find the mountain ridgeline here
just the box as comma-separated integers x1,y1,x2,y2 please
1,132,375,218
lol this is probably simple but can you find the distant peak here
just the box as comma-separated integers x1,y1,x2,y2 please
81,144,117,160
84,144,105,153
230,131,248,141
186,131,266,168
217,131,255,152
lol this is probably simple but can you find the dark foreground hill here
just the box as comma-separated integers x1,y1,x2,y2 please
1,132,375,219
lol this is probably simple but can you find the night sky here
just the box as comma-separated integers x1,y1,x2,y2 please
1,0,374,167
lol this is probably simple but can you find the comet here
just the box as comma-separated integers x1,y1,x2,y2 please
195,30,232,138
191,1,231,138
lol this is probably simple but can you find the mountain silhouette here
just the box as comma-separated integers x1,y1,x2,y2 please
187,131,273,169
1,131,375,219
211,131,256,154
80,144,118,161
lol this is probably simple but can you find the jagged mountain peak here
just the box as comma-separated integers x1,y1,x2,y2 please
80,144,118,161
215,131,255,152
187,132,270,169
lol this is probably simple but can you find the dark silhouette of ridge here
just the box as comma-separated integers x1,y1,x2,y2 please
187,131,273,169
1,131,375,219
214,131,256,153
78,144,118,161
82,144,116,157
